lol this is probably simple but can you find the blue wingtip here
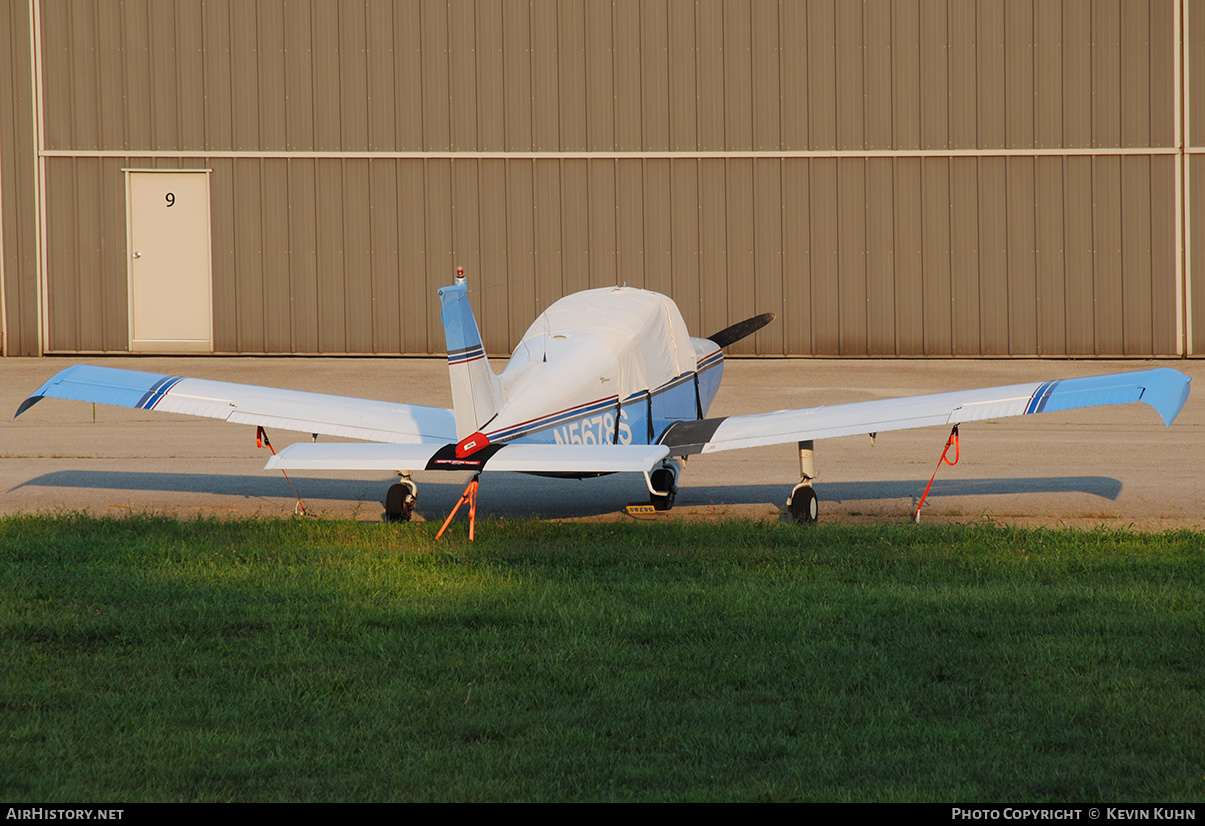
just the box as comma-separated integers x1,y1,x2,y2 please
1141,367,1191,427
12,365,81,418
1020,367,1190,427
13,364,183,418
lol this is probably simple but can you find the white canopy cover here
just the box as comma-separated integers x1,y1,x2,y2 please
502,287,697,405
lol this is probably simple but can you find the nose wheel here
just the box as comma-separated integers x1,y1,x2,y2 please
647,461,681,511
384,477,417,522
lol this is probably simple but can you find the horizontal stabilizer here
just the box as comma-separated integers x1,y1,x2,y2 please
265,442,670,474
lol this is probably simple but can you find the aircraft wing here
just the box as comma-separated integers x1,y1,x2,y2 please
14,364,456,444
660,367,1191,454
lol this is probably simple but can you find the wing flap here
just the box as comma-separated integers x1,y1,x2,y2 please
15,365,456,444
678,368,1190,454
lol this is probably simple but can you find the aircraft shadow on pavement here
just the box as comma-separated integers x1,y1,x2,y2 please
14,470,1122,519
811,477,1122,503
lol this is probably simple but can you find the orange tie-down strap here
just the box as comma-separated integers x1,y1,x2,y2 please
913,424,959,523
256,425,308,515
437,473,480,541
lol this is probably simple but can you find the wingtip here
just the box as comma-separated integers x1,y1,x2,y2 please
13,395,42,419
13,365,83,418
1144,368,1191,427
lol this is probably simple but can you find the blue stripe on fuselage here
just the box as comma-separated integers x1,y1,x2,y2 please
495,363,717,447
487,395,620,442
696,349,724,370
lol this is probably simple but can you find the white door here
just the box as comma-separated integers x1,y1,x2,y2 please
126,170,213,352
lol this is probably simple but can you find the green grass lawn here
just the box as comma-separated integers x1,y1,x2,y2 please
2,514,1202,802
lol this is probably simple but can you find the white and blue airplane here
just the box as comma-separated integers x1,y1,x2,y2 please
15,270,1192,529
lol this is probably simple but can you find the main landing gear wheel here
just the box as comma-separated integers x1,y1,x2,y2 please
787,483,818,524
649,467,678,511
384,480,417,523
786,440,818,525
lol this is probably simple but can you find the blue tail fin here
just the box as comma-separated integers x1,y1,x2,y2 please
438,276,501,441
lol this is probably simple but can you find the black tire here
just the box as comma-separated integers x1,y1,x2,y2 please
787,486,818,524
649,467,677,511
384,482,415,523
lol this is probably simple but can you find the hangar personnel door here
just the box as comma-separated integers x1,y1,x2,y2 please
125,170,213,352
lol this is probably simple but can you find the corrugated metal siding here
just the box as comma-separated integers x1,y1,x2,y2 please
726,159,754,352
1149,155,1177,355
669,157,700,333
781,157,810,353
1193,0,1205,148
1193,159,1205,356
1191,1,1205,356
920,157,952,353
397,158,428,353
1035,155,1067,354
1063,155,1095,355
894,158,923,355
6,0,1193,356
33,148,1186,354
0,1,37,354
44,159,74,350
753,157,783,354
698,158,728,345
33,1,1175,155
208,156,234,352
810,158,839,352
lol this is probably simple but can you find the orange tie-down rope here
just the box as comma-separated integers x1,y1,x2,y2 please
437,473,481,541
913,424,959,523
256,426,308,515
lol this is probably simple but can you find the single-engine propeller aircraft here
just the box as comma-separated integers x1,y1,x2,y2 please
16,269,1191,534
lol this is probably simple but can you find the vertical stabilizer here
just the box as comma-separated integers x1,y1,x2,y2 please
439,273,502,440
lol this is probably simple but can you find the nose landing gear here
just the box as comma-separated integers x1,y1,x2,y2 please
647,460,682,511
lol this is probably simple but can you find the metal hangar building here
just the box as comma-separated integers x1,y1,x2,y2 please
2,0,1202,359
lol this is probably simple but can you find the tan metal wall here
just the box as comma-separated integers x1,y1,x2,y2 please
1191,0,1205,356
4,0,1197,356
33,0,1180,155
0,0,38,356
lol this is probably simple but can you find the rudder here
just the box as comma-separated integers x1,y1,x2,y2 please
438,272,501,440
